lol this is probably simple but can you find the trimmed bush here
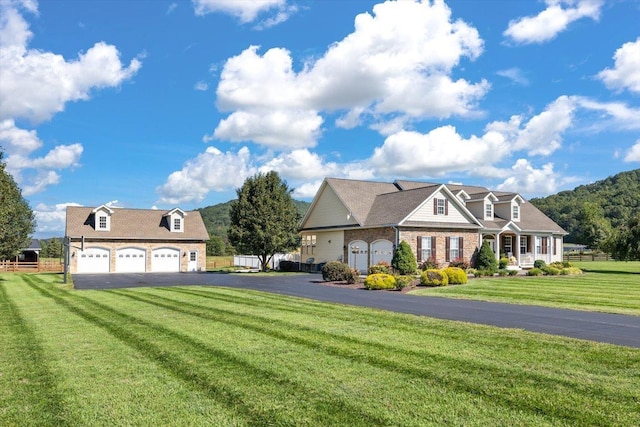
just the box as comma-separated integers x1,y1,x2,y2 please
392,240,417,275
394,275,413,290
527,268,543,276
345,268,359,284
497,269,509,276
499,257,509,270
368,261,391,275
507,269,519,276
419,256,439,271
533,260,546,269
563,267,583,275
475,240,498,273
420,269,449,287
449,258,470,270
443,267,468,284
364,273,396,290
544,266,561,276
322,261,352,282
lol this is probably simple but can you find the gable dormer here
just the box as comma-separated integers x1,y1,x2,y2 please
92,205,114,231
454,189,470,205
495,194,525,222
466,192,498,220
164,208,186,232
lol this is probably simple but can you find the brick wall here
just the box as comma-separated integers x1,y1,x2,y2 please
399,228,479,267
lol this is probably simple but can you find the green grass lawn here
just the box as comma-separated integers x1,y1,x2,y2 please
1,273,639,426
410,261,640,316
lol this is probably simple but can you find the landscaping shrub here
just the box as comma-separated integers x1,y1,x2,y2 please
499,257,509,270
475,240,497,273
322,261,352,282
279,260,298,272
563,267,583,275
345,268,359,284
507,269,519,276
533,260,546,269
364,273,396,290
368,260,391,275
443,267,468,284
449,258,470,270
420,269,449,287
419,256,439,271
394,275,413,290
498,269,509,276
544,266,561,276
392,240,417,275
527,268,543,276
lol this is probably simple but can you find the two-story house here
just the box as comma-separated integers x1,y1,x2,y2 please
65,205,209,273
299,178,566,272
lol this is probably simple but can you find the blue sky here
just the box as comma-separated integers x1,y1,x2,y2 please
1,0,638,238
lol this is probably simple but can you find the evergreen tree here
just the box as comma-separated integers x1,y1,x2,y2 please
0,150,36,260
228,171,300,271
391,240,417,275
474,240,497,272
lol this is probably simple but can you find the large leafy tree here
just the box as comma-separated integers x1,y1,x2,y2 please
574,202,612,251
0,150,36,260
228,171,300,271
607,212,640,261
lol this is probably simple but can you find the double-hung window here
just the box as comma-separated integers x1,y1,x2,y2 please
504,236,512,256
485,203,493,218
520,236,528,254
173,218,181,231
421,236,432,261
449,237,459,261
99,216,107,229
513,205,519,220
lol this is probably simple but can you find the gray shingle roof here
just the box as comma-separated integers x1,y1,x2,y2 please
65,206,210,240
315,178,566,234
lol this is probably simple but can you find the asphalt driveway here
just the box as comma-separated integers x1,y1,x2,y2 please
72,272,640,348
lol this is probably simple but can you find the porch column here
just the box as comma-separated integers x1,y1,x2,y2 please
495,232,501,261
515,232,521,267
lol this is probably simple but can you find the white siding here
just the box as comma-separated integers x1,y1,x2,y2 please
405,191,472,224
301,230,344,264
302,185,358,228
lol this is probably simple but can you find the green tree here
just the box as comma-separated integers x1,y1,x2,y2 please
475,240,497,272
391,240,417,275
41,238,63,259
206,235,226,256
228,171,300,271
607,212,640,261
575,202,612,251
0,150,36,260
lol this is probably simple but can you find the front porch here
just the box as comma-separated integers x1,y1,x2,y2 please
482,231,557,269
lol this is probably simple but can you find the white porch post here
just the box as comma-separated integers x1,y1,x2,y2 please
515,232,521,267
495,232,501,261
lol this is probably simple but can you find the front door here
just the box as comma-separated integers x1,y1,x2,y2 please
188,251,198,271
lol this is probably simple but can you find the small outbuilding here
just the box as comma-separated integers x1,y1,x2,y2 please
65,205,209,274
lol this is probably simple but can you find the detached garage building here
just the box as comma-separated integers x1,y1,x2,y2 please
65,205,209,274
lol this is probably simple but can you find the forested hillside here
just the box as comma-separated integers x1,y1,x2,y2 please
197,199,311,254
530,169,640,244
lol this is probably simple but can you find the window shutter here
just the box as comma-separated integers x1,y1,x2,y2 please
459,237,464,260
433,199,437,215
445,199,449,215
445,237,450,262
431,236,436,260
553,238,557,255
542,237,548,254
417,237,423,262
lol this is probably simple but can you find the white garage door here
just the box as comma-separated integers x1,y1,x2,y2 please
116,248,146,273
151,248,180,272
77,247,110,273
371,240,393,266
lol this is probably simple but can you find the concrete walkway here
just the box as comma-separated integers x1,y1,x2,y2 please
72,272,640,348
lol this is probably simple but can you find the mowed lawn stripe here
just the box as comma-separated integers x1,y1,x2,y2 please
0,281,74,426
3,273,639,426
111,286,636,426
25,276,391,426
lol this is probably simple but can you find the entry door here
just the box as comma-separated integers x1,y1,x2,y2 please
188,251,198,271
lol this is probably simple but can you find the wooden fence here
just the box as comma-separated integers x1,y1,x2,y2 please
563,253,612,262
0,260,64,273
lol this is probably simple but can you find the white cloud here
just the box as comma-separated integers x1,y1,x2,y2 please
211,0,488,149
194,81,208,91
504,0,603,44
192,0,293,26
573,97,640,131
0,119,83,194
496,67,529,85
625,140,640,162
598,38,640,94
368,126,509,178
511,95,575,156
167,3,177,15
33,202,82,237
495,159,562,195
259,149,339,181
156,146,256,204
293,180,324,199
0,3,142,123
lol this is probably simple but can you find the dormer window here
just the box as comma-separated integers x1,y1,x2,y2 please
513,205,519,220
485,203,493,219
92,205,113,231
164,208,186,233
